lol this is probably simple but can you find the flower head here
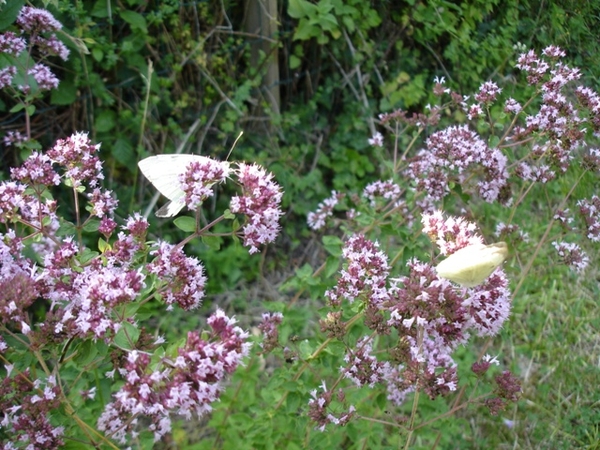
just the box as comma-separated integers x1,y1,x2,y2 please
47,132,103,188
16,7,63,33
148,241,206,310
230,163,283,254
179,158,229,212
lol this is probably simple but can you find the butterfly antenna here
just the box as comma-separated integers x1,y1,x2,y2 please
226,131,244,161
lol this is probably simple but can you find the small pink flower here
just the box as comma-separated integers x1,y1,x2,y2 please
16,7,63,33
552,241,589,272
475,81,502,103
363,179,401,207
11,152,60,186
148,241,206,310
325,234,390,307
31,34,70,60
27,63,59,90
368,132,384,147
577,196,600,242
88,188,118,218
504,98,522,114
258,312,283,352
230,163,283,254
179,158,229,212
47,132,103,188
0,66,16,89
0,32,27,56
307,190,344,230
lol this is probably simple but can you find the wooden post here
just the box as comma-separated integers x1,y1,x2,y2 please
244,0,280,116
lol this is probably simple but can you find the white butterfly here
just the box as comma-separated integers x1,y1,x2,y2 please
138,154,230,218
435,241,508,287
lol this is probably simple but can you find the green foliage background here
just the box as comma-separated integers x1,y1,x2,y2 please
1,0,599,448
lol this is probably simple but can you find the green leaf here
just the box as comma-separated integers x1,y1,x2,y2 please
288,0,317,19
79,248,99,264
294,21,319,40
317,13,339,33
111,137,135,166
9,103,25,113
201,234,223,251
92,47,104,62
324,255,340,278
56,220,77,237
113,322,140,350
123,302,140,317
298,339,314,360
95,109,116,132
98,238,110,253
174,216,196,233
488,134,501,148
0,0,25,30
91,0,110,18
51,78,77,105
286,391,302,413
295,263,313,280
73,339,98,366
83,219,100,232
289,54,301,69
322,235,343,257
120,10,147,34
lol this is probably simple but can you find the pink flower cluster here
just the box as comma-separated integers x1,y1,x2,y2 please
308,382,356,432
0,31,26,56
1,133,256,446
2,130,27,147
6,132,114,256
11,152,60,186
0,66,17,90
0,232,38,331
362,179,402,208
148,241,207,310
577,195,600,242
230,163,284,254
324,234,390,307
0,370,64,449
309,211,514,429
342,337,389,388
16,7,63,33
47,132,104,188
495,222,529,243
37,235,146,340
179,158,230,212
307,190,345,230
552,241,589,273
258,312,283,352
484,371,522,415
0,6,69,96
407,124,509,204
421,210,480,254
97,310,251,443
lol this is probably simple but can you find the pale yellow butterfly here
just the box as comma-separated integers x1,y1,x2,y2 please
435,242,508,287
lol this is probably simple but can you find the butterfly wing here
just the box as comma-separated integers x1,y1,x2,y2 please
138,154,215,217
435,242,508,287
138,155,211,200
155,198,187,218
